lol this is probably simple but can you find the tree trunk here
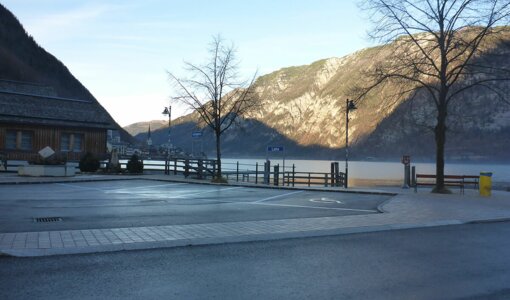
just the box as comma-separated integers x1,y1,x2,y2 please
215,130,222,178
432,104,450,194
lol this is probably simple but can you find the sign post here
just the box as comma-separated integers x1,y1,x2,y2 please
191,131,203,157
267,146,285,176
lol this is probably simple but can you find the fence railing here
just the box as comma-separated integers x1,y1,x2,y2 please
215,160,346,187
2,157,346,187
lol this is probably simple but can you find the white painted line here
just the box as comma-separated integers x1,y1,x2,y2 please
54,183,106,192
309,198,343,204
251,202,378,213
55,182,187,193
107,183,188,193
254,190,305,203
168,187,244,198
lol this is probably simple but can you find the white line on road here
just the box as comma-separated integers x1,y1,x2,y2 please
254,191,305,203
107,183,188,193
54,183,106,191
55,182,187,193
251,202,378,213
167,187,244,198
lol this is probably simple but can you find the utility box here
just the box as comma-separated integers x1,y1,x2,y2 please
479,172,493,197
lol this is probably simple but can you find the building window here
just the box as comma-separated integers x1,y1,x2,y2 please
60,133,84,152
5,130,33,151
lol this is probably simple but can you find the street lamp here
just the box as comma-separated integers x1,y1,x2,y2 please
345,99,357,188
162,105,171,155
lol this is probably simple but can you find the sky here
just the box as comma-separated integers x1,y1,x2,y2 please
2,0,374,126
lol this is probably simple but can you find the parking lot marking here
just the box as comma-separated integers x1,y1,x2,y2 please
251,202,378,213
254,191,304,203
309,198,343,204
55,182,187,193
107,183,188,193
55,183,106,192
167,187,244,198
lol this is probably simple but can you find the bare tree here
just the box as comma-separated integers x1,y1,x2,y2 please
168,36,257,180
360,0,510,193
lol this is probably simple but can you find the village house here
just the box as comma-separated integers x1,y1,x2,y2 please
0,79,118,162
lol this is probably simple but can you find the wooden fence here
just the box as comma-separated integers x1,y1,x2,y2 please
1,156,346,188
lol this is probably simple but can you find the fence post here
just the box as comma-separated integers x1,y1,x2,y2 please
292,164,295,187
334,162,340,187
184,159,190,178
308,173,311,187
325,174,328,187
264,160,271,185
274,165,279,186
411,166,416,187
173,159,177,175
330,163,335,186
198,159,203,179
255,162,259,184
236,161,239,182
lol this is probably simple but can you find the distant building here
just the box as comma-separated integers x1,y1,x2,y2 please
0,80,118,161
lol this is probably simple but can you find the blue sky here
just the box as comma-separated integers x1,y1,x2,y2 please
2,0,374,126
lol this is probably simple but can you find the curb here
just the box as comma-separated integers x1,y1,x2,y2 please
5,218,506,258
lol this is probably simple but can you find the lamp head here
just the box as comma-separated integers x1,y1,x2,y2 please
347,100,357,111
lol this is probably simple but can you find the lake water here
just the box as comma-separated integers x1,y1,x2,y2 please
222,158,510,182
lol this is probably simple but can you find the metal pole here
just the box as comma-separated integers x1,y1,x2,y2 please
168,106,171,154
345,98,349,188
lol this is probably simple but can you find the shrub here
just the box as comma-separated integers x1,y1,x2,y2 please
106,162,123,174
211,176,228,184
79,152,100,172
127,154,144,174
31,152,67,165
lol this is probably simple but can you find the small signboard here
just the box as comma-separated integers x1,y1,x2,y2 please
401,155,411,165
38,146,55,159
267,146,284,152
192,131,203,138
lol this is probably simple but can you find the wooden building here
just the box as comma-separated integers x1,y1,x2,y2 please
0,80,118,161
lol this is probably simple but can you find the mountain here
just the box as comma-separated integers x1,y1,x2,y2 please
0,4,134,143
130,29,510,162
124,120,168,137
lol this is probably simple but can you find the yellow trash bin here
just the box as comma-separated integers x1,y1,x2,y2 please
479,172,492,197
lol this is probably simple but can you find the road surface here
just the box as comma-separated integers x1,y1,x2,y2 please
1,222,510,299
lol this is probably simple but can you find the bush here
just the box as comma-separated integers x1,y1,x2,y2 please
127,154,144,174
79,152,100,172
211,176,228,184
105,162,123,174
30,152,67,165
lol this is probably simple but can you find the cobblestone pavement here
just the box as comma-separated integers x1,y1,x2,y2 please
1,173,509,257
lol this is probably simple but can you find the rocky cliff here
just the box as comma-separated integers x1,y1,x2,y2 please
133,30,510,162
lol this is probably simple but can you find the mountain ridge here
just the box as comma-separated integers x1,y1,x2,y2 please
129,30,510,161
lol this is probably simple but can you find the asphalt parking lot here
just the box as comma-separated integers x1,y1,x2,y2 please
0,180,392,233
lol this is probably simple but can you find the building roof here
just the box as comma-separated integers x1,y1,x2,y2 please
0,80,117,129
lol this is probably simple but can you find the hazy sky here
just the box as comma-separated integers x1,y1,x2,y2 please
2,0,374,126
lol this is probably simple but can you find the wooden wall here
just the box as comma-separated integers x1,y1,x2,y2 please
0,124,107,161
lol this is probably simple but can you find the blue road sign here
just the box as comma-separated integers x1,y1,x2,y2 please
192,131,203,138
267,146,284,152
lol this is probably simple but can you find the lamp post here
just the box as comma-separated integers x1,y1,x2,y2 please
345,99,357,188
162,105,171,155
